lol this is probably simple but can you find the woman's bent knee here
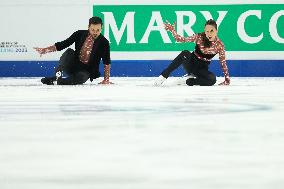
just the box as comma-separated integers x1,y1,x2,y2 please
208,75,216,86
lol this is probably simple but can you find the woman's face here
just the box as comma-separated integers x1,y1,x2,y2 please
204,24,217,41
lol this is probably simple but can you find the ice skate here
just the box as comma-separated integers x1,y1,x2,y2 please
41,70,62,85
154,75,167,86
174,73,196,85
41,76,56,85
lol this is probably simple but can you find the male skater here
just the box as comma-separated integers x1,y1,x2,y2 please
34,16,113,85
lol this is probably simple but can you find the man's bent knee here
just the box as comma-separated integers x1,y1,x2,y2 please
75,71,90,84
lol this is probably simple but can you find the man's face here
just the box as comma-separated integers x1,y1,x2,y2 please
88,24,102,39
204,25,217,41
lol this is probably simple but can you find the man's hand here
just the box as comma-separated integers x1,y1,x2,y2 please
218,76,230,85
34,47,46,57
99,79,114,85
34,45,56,57
99,64,113,84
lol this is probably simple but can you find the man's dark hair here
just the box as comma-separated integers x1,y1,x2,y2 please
89,16,103,26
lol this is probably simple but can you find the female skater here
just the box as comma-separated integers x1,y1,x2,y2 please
154,19,230,86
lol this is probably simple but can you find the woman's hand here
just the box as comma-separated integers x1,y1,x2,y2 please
98,79,114,85
164,20,176,32
218,76,230,85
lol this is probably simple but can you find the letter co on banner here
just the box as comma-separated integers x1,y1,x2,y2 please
93,4,284,51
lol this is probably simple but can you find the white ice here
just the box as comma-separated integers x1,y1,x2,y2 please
0,77,284,189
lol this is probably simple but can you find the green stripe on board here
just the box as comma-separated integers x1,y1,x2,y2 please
93,4,284,51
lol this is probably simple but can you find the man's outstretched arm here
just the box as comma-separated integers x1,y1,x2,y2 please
34,45,57,57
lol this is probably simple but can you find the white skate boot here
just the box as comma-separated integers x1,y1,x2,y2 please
174,73,196,85
154,75,167,86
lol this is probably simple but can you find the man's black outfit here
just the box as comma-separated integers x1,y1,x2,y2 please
42,30,110,85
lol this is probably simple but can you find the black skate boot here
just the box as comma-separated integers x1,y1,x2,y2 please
41,76,56,85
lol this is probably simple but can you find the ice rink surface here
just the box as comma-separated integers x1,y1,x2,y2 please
0,77,284,189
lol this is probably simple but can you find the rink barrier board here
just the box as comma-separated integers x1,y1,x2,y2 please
0,60,284,77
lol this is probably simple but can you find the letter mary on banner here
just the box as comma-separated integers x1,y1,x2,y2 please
93,4,284,51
